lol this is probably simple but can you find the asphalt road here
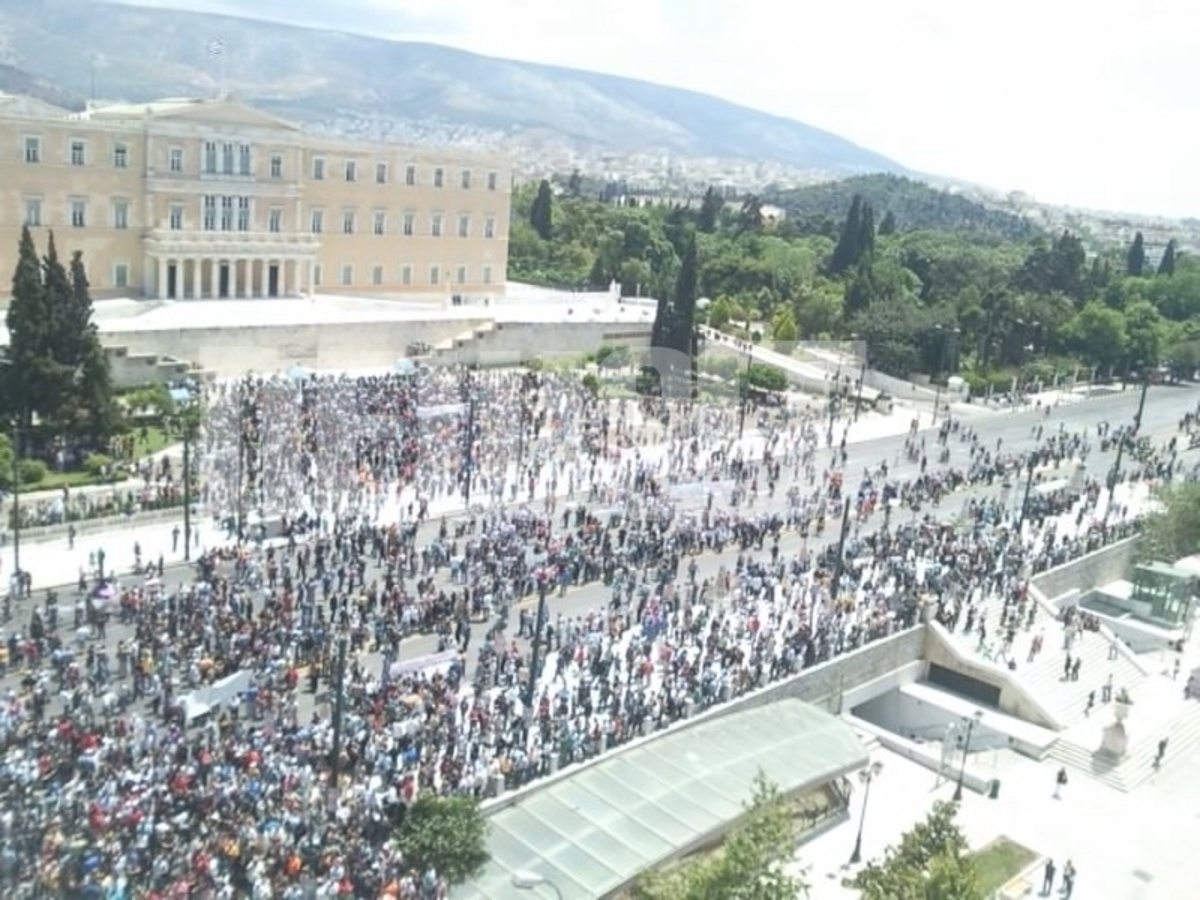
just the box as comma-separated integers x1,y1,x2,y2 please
6,383,1199,715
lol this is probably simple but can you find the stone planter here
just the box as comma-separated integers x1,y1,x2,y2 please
1113,701,1132,722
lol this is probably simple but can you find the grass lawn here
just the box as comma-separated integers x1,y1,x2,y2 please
15,425,174,495
972,837,1038,895
131,424,173,459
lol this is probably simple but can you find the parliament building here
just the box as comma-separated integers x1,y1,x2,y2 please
0,95,511,303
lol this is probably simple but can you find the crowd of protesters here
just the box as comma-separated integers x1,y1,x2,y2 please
0,367,1180,898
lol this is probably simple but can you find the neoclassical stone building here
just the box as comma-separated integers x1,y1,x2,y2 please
0,94,511,303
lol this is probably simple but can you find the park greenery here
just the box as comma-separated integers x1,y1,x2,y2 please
510,174,1198,393
392,793,491,888
632,773,807,900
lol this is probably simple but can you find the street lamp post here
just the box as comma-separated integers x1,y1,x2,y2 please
328,632,349,793
952,710,984,802
10,419,21,593
853,337,867,424
1016,456,1037,533
1106,372,1150,518
848,760,884,865
738,345,752,439
829,496,853,601
511,871,565,900
461,367,478,507
526,578,550,706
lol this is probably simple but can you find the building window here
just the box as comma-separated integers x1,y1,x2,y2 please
169,147,183,173
70,199,87,228
220,196,234,231
23,198,41,227
433,167,444,188
237,197,250,232
342,210,356,235
487,171,497,191
375,162,387,184
456,265,467,285
204,141,217,174
401,265,412,286
113,200,129,230
222,143,235,175
345,160,357,182
313,265,322,287
405,164,416,186
461,169,471,189
457,214,470,238
341,264,353,286
169,205,183,230
372,265,383,286
310,209,324,234
484,216,496,239
203,196,216,230
114,263,129,288
24,136,41,163
431,214,442,238
239,144,251,176
373,211,386,235
270,154,282,179
70,140,86,166
312,157,325,180
113,142,128,168
268,208,282,233
402,213,414,236
482,265,492,285
429,266,440,286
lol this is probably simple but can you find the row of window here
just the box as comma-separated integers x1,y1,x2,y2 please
22,135,131,168
312,263,495,288
17,135,501,191
96,261,494,291
21,196,500,239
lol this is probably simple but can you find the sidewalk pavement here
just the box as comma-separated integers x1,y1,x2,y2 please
795,743,1195,900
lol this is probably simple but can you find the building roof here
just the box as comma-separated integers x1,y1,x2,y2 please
84,96,300,131
452,700,867,900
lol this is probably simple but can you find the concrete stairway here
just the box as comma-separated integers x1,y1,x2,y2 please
1049,687,1200,791
106,345,216,386
432,321,500,364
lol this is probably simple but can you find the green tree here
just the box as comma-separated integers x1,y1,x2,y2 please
738,195,765,235
698,186,724,233
1069,301,1128,369
878,210,897,236
529,179,554,240
854,801,982,900
772,307,798,343
1141,482,1200,562
67,252,117,443
1123,298,1166,367
1127,231,1146,277
566,168,583,196
4,227,68,432
394,794,490,886
1158,239,1177,277
634,773,807,900
709,296,733,329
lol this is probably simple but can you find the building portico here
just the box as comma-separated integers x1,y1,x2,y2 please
145,229,319,300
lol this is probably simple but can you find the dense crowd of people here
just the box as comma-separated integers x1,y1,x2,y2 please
0,367,1181,898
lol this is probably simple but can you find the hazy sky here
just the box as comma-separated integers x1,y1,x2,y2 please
119,0,1196,218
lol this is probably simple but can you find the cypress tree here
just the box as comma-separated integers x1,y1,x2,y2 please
1157,239,1177,277
829,195,863,276
1126,231,1146,277
697,186,722,233
70,251,116,443
529,180,554,240
5,226,55,428
858,203,877,260
878,210,897,236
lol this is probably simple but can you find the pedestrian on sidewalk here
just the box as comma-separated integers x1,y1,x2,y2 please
1063,653,1072,681
1041,858,1056,896
1071,657,1081,682
1061,860,1076,897
1054,766,1068,800
1084,690,1095,716
1154,737,1168,768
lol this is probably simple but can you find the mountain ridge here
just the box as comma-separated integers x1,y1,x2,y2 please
0,0,904,178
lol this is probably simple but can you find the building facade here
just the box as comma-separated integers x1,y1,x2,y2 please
0,95,511,303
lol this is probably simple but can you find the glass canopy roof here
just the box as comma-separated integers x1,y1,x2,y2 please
452,699,868,900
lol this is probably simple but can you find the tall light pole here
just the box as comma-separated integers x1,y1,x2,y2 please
849,760,884,865
738,345,752,439
1106,371,1150,519
526,578,550,707
952,709,984,802
1016,456,1037,533
328,632,349,793
853,336,867,424
829,496,853,601
461,367,478,507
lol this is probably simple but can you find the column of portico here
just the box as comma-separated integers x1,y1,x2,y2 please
190,258,202,299
157,257,168,300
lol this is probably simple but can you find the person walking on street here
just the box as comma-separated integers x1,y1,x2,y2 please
1054,766,1068,799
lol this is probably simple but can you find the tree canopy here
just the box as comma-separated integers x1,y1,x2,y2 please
2,227,116,448
853,800,983,900
1139,481,1200,563
633,772,807,900
507,176,1197,386
393,793,490,887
